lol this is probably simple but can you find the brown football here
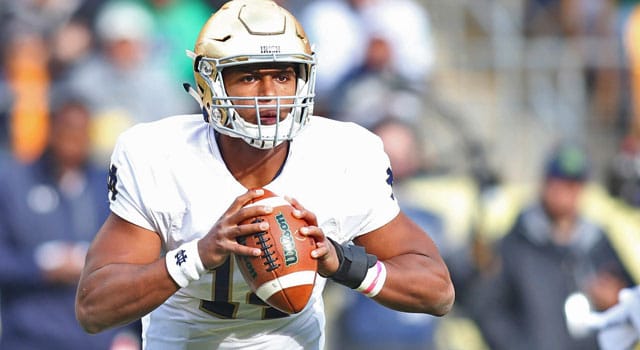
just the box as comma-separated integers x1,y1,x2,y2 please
235,189,318,314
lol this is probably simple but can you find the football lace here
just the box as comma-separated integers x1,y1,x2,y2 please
253,219,280,272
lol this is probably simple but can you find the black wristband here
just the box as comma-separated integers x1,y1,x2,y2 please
326,237,377,289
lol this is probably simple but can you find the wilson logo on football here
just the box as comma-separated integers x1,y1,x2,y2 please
276,213,298,266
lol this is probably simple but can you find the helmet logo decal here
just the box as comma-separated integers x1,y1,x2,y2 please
260,45,281,54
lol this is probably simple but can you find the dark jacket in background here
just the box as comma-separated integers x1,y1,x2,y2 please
0,153,135,349
470,203,634,350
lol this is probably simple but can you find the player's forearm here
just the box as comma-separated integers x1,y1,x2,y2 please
374,253,455,316
76,259,178,333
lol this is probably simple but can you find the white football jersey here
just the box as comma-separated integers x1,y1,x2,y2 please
108,114,400,349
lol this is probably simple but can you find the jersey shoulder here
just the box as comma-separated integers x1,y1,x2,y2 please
114,114,207,159
303,116,382,150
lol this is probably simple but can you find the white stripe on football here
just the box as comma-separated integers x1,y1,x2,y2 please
244,196,290,209
255,271,317,301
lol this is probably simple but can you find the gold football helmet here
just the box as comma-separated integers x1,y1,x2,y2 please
186,0,316,149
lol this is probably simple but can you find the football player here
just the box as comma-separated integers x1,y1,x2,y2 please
75,1,454,349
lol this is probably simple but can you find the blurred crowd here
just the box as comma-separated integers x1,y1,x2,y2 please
1,0,640,349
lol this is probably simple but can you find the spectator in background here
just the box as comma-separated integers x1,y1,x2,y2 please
468,143,634,350
0,0,106,162
297,0,367,114
357,0,435,90
331,34,427,129
64,0,194,163
0,0,105,38
48,1,105,82
298,0,434,118
0,92,140,349
333,118,446,350
1,27,51,163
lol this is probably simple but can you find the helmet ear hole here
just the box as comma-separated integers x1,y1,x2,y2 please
297,64,310,83
194,55,204,73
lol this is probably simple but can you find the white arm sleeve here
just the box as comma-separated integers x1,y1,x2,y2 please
107,129,157,232
342,130,400,239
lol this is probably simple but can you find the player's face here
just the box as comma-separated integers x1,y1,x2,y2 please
223,63,297,125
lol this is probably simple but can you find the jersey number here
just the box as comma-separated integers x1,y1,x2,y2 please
199,258,289,320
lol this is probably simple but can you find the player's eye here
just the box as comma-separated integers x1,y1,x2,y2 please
241,74,258,83
275,74,290,83
277,69,297,82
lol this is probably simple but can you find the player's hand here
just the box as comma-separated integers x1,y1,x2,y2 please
286,196,340,277
198,189,273,270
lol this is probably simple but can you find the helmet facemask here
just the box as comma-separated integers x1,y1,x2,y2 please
186,0,317,149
